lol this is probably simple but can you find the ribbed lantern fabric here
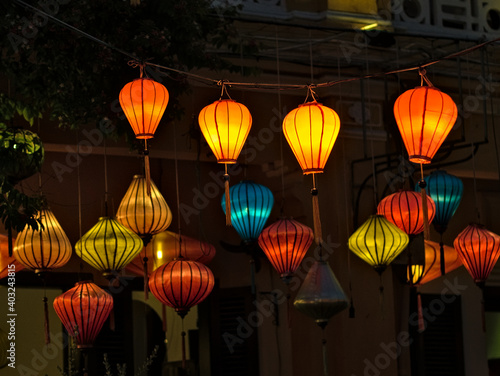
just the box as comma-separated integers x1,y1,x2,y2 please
393,86,457,164
53,281,113,349
293,260,348,328
149,259,214,318
454,224,500,285
377,191,436,235
198,99,252,164
282,101,341,175
13,209,72,273
75,217,143,277
348,215,409,274
116,175,172,242
0,233,23,279
126,231,216,276
415,170,463,233
258,218,313,283
119,78,169,139
221,181,274,243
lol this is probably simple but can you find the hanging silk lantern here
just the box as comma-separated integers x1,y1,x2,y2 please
377,191,436,235
221,180,274,244
0,233,23,279
454,224,500,286
258,218,313,283
75,217,143,278
119,74,169,194
393,82,457,165
116,175,172,244
53,281,113,348
126,231,216,276
149,259,214,318
13,209,72,273
198,95,252,226
348,215,409,274
283,96,341,245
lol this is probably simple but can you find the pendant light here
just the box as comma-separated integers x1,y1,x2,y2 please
0,233,23,279
377,191,436,235
198,83,252,226
282,87,341,245
53,281,113,348
75,217,144,278
221,180,274,244
119,65,169,195
258,218,313,284
454,224,500,287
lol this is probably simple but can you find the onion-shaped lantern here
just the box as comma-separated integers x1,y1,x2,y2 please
116,175,172,244
377,191,436,235
126,231,216,276
348,215,409,274
75,217,143,278
454,224,500,287
258,218,313,283
221,181,274,244
0,233,23,279
393,85,457,164
53,281,113,348
13,209,72,273
149,259,214,318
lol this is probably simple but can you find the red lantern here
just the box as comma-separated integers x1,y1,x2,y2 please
454,224,500,286
258,218,313,283
149,259,214,318
53,281,113,348
393,85,457,164
377,191,436,235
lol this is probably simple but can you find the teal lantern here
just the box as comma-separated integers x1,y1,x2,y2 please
221,181,274,244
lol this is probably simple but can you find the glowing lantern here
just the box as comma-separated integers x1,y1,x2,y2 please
348,215,409,274
13,209,72,273
0,234,23,279
75,217,143,278
377,191,436,235
116,175,172,244
454,224,500,286
199,97,252,226
393,85,457,164
258,218,313,283
53,281,113,348
149,259,214,318
126,231,216,276
283,98,341,245
221,181,274,244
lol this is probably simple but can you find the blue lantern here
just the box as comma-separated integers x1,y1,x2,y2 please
221,181,274,244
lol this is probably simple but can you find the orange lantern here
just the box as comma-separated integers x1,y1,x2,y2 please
198,94,252,225
393,83,457,164
258,218,313,283
377,191,436,236
0,234,22,279
454,224,500,286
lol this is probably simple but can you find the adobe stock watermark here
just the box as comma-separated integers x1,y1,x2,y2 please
223,236,340,354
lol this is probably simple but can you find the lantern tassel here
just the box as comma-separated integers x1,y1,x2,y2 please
311,176,323,245
143,256,149,300
181,329,187,369
43,296,51,345
162,304,167,333
419,166,430,240
144,141,152,197
439,236,446,276
322,331,329,376
224,165,231,226
417,292,425,332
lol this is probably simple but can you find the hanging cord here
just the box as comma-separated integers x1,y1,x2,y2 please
439,233,446,276
103,138,109,217
181,319,187,369
471,142,481,223
173,123,184,260
43,279,50,345
321,328,329,376
418,68,434,87
144,140,152,197
76,132,85,280
419,164,430,240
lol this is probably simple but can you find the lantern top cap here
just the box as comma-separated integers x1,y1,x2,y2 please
298,100,322,107
133,174,145,179
74,280,94,286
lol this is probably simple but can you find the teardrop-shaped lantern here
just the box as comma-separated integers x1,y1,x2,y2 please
349,215,409,274
126,231,216,276
116,175,172,244
221,181,274,244
454,224,500,286
13,209,72,273
294,260,348,328
377,191,436,235
258,218,313,283
119,78,169,139
75,217,143,277
0,233,23,279
415,170,463,233
53,281,113,348
149,259,215,318
393,85,457,164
